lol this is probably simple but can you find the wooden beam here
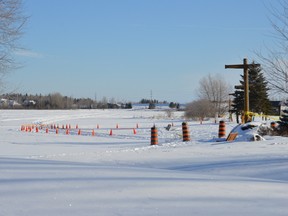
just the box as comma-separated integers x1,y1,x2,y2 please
225,64,260,69
225,64,245,69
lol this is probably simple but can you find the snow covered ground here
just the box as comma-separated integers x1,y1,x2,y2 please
0,109,287,216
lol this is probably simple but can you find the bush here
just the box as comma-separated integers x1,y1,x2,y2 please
185,99,215,120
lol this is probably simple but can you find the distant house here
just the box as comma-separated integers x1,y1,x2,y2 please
269,101,281,116
107,103,120,109
279,101,288,116
269,100,288,116
0,98,8,107
0,98,22,108
23,100,36,107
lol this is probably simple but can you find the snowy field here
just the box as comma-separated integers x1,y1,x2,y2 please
0,109,288,216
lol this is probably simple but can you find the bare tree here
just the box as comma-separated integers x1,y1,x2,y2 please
0,0,27,89
198,74,231,116
257,1,288,97
165,109,174,119
49,92,65,109
185,99,215,121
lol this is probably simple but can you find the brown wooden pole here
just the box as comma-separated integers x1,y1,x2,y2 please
243,58,249,123
225,58,260,123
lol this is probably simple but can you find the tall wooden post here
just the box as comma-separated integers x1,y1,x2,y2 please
243,58,249,118
225,58,260,123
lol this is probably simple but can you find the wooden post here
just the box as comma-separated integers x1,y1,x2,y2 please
225,58,260,123
243,58,249,119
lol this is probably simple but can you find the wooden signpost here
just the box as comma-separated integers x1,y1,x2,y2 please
225,58,260,123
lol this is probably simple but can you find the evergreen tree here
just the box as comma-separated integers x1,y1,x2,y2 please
125,102,132,109
248,64,271,114
230,90,244,123
169,102,177,108
230,63,271,122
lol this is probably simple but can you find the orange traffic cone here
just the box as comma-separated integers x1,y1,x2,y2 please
78,129,81,135
109,129,113,136
92,129,95,136
133,128,137,134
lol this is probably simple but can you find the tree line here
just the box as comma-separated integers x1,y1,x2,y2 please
0,93,181,110
139,99,180,109
0,93,133,109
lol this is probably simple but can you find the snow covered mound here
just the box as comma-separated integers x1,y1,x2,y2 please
230,122,266,141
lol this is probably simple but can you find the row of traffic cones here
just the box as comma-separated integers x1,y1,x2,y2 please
21,122,192,133
48,124,79,130
21,125,137,136
45,128,95,136
109,128,137,136
46,123,140,130
22,123,141,131
55,128,95,136
21,125,38,132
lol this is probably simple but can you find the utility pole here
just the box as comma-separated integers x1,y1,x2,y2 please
225,58,260,123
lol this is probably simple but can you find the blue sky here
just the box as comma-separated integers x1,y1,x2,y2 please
7,0,277,103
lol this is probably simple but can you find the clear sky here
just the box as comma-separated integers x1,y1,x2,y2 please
6,0,278,103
